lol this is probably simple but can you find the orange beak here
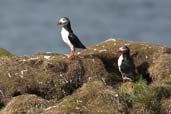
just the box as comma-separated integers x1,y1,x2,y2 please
57,20,62,25
116,48,121,53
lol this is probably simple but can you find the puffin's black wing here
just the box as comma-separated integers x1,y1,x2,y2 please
120,57,136,76
120,57,136,80
68,33,86,49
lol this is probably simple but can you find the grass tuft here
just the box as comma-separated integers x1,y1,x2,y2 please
0,48,13,57
117,77,161,113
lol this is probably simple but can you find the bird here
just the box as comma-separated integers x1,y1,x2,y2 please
57,17,86,59
117,46,136,82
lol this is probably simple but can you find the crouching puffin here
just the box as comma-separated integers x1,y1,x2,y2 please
117,46,136,82
57,17,86,59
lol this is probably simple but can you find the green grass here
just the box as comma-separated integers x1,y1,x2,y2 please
0,48,13,57
117,78,161,113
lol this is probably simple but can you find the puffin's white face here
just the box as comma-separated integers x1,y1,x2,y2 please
118,46,129,52
57,17,70,26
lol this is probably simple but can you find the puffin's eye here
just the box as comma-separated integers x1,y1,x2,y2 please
62,18,66,22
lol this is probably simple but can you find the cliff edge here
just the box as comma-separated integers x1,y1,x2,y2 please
0,39,171,114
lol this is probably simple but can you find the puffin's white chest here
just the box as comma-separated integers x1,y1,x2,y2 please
61,28,74,50
61,28,69,43
118,54,123,71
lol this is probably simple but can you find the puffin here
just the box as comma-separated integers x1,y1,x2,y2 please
57,17,86,59
117,46,136,82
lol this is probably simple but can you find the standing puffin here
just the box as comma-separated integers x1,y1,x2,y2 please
57,17,86,59
117,46,136,82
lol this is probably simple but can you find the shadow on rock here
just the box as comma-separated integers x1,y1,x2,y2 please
137,62,152,84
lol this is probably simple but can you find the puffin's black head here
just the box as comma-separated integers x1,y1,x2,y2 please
118,46,130,55
57,17,70,26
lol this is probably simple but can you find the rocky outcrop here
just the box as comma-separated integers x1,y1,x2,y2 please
2,95,50,114
0,53,109,103
41,81,123,114
0,39,171,114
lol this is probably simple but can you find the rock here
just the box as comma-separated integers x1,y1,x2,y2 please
81,39,171,83
0,53,109,104
0,95,51,114
149,54,171,81
0,38,171,114
41,81,124,114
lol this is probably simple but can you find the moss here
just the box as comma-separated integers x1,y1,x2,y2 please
117,79,161,113
54,81,105,111
151,77,171,99
161,97,171,114
149,54,171,81
0,48,13,57
41,81,123,114
81,38,169,84
0,95,51,114
0,39,171,114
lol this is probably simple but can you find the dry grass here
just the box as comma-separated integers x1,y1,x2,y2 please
0,95,51,114
41,81,123,114
0,39,171,114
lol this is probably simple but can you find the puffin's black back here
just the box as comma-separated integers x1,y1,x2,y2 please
63,20,86,49
120,57,135,74
68,33,86,49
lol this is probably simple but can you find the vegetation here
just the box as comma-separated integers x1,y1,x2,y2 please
0,39,171,114
0,48,13,57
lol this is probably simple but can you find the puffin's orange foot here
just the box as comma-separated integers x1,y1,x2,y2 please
67,50,75,59
67,54,74,59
